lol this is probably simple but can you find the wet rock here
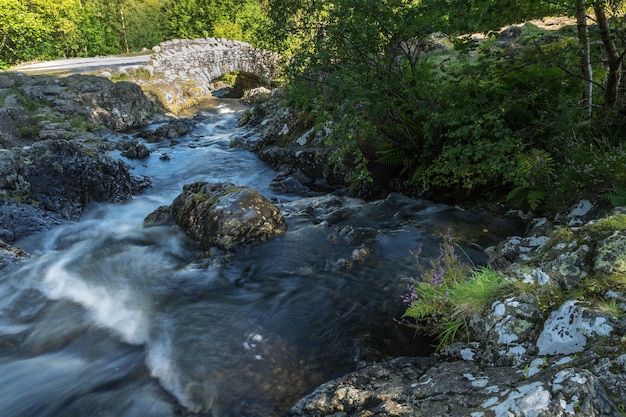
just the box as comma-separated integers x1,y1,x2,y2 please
143,205,171,225
22,140,133,215
145,181,287,251
0,238,28,271
120,139,150,159
0,140,135,242
0,201,65,243
257,146,339,188
139,118,195,143
130,174,152,194
270,170,317,196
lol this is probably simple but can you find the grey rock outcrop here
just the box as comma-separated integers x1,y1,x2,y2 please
233,90,344,195
0,73,160,242
145,181,287,252
1,140,140,242
0,94,31,148
288,356,621,417
47,74,157,131
0,73,158,148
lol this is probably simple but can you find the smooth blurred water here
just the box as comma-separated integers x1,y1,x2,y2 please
0,100,524,416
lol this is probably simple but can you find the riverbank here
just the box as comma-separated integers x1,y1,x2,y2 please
286,202,626,416
235,86,626,417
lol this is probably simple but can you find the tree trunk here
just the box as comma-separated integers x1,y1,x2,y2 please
593,1,622,108
576,0,593,118
119,2,130,54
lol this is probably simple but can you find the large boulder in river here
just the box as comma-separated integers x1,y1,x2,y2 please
145,181,286,251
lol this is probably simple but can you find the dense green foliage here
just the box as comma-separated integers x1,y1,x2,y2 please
164,0,268,42
266,0,626,212
0,0,269,68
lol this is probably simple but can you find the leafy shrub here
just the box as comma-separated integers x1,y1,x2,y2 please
401,232,508,350
550,136,626,210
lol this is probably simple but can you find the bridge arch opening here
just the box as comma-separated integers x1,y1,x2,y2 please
212,71,271,98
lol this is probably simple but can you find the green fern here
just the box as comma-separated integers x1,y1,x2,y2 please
526,189,546,211
600,190,626,207
518,148,554,178
506,149,554,210
402,302,433,319
377,147,411,167
506,185,524,203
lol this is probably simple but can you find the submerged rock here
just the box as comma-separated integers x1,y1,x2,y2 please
145,181,286,251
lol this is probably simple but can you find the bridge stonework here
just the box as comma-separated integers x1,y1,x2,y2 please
146,38,281,85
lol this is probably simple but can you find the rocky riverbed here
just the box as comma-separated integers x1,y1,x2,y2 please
1,70,625,416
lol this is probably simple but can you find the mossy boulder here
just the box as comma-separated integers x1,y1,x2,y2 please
593,231,626,275
145,181,286,251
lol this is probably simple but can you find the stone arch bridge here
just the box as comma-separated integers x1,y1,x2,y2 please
145,37,281,86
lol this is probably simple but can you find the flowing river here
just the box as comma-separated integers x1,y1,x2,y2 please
0,100,524,416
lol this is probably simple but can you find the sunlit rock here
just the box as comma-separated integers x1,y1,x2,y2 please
537,300,613,356
145,181,286,251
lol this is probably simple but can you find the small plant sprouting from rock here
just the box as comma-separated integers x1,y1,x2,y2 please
400,231,508,350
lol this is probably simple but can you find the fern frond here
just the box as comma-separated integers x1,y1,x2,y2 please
402,303,431,319
600,191,626,207
377,147,411,167
506,186,525,202
516,148,554,180
526,189,545,211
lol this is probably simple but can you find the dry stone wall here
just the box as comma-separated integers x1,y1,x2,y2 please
146,38,281,84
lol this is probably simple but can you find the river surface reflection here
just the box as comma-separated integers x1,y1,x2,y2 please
0,100,524,416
